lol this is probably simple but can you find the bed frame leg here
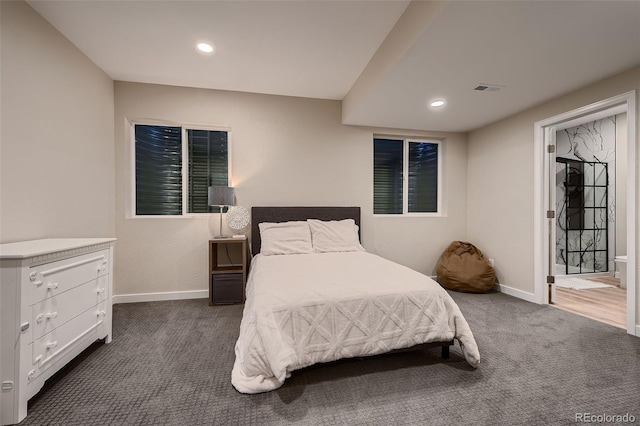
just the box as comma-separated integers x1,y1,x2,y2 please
442,345,450,359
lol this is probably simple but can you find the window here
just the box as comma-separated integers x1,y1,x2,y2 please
187,129,229,213
133,123,229,216
373,137,441,215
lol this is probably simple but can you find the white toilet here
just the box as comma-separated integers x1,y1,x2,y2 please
614,255,627,289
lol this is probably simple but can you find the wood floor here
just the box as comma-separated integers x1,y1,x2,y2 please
552,276,626,329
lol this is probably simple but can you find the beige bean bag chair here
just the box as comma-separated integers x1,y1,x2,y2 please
436,241,496,293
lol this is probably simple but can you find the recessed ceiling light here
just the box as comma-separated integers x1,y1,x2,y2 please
430,99,446,108
196,42,214,54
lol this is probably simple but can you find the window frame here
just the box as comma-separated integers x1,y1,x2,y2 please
373,135,444,217
128,118,232,218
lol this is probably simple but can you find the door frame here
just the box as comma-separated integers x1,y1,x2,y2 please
533,90,637,336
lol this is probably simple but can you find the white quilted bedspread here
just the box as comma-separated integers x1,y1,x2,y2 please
231,252,480,394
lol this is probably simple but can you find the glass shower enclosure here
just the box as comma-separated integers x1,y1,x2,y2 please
556,158,608,275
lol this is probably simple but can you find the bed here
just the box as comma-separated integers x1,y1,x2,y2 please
231,206,480,394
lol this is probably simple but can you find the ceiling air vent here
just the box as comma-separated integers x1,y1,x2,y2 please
473,83,504,92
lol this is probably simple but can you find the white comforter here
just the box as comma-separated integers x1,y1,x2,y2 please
231,251,480,394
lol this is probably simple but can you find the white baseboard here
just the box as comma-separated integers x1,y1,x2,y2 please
494,283,538,304
433,276,538,304
636,324,640,337
113,290,208,304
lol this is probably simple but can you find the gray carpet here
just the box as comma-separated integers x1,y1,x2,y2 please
20,291,640,425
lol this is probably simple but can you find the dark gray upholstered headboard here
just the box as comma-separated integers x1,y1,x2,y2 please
251,206,361,255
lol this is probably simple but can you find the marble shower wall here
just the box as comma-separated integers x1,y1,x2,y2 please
555,116,616,274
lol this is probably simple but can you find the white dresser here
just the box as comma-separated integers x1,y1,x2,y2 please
0,238,115,425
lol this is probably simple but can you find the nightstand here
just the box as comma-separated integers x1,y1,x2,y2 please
209,237,249,305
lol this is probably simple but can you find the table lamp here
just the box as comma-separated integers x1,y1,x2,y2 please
208,186,235,238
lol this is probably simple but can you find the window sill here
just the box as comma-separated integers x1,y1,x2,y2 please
127,214,217,219
373,213,447,218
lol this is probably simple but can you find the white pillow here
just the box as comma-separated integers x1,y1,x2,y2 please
258,221,314,256
307,219,365,253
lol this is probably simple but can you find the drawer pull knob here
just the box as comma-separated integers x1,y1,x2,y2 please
30,272,43,286
45,341,58,350
46,283,58,290
96,288,106,294
46,312,58,320
36,314,44,323
97,310,106,317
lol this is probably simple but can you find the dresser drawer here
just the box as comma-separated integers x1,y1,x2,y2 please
31,275,109,340
29,249,110,304
32,301,108,370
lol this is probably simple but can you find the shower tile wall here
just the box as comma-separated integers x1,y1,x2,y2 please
556,117,616,274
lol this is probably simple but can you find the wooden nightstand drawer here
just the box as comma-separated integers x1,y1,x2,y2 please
211,273,243,305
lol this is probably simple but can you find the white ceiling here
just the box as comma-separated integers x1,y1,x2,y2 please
28,0,640,132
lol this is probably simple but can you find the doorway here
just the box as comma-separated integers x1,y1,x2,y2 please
534,91,637,335
555,116,618,277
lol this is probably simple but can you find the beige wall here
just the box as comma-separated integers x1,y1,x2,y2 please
114,82,468,296
467,66,639,325
0,1,115,242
